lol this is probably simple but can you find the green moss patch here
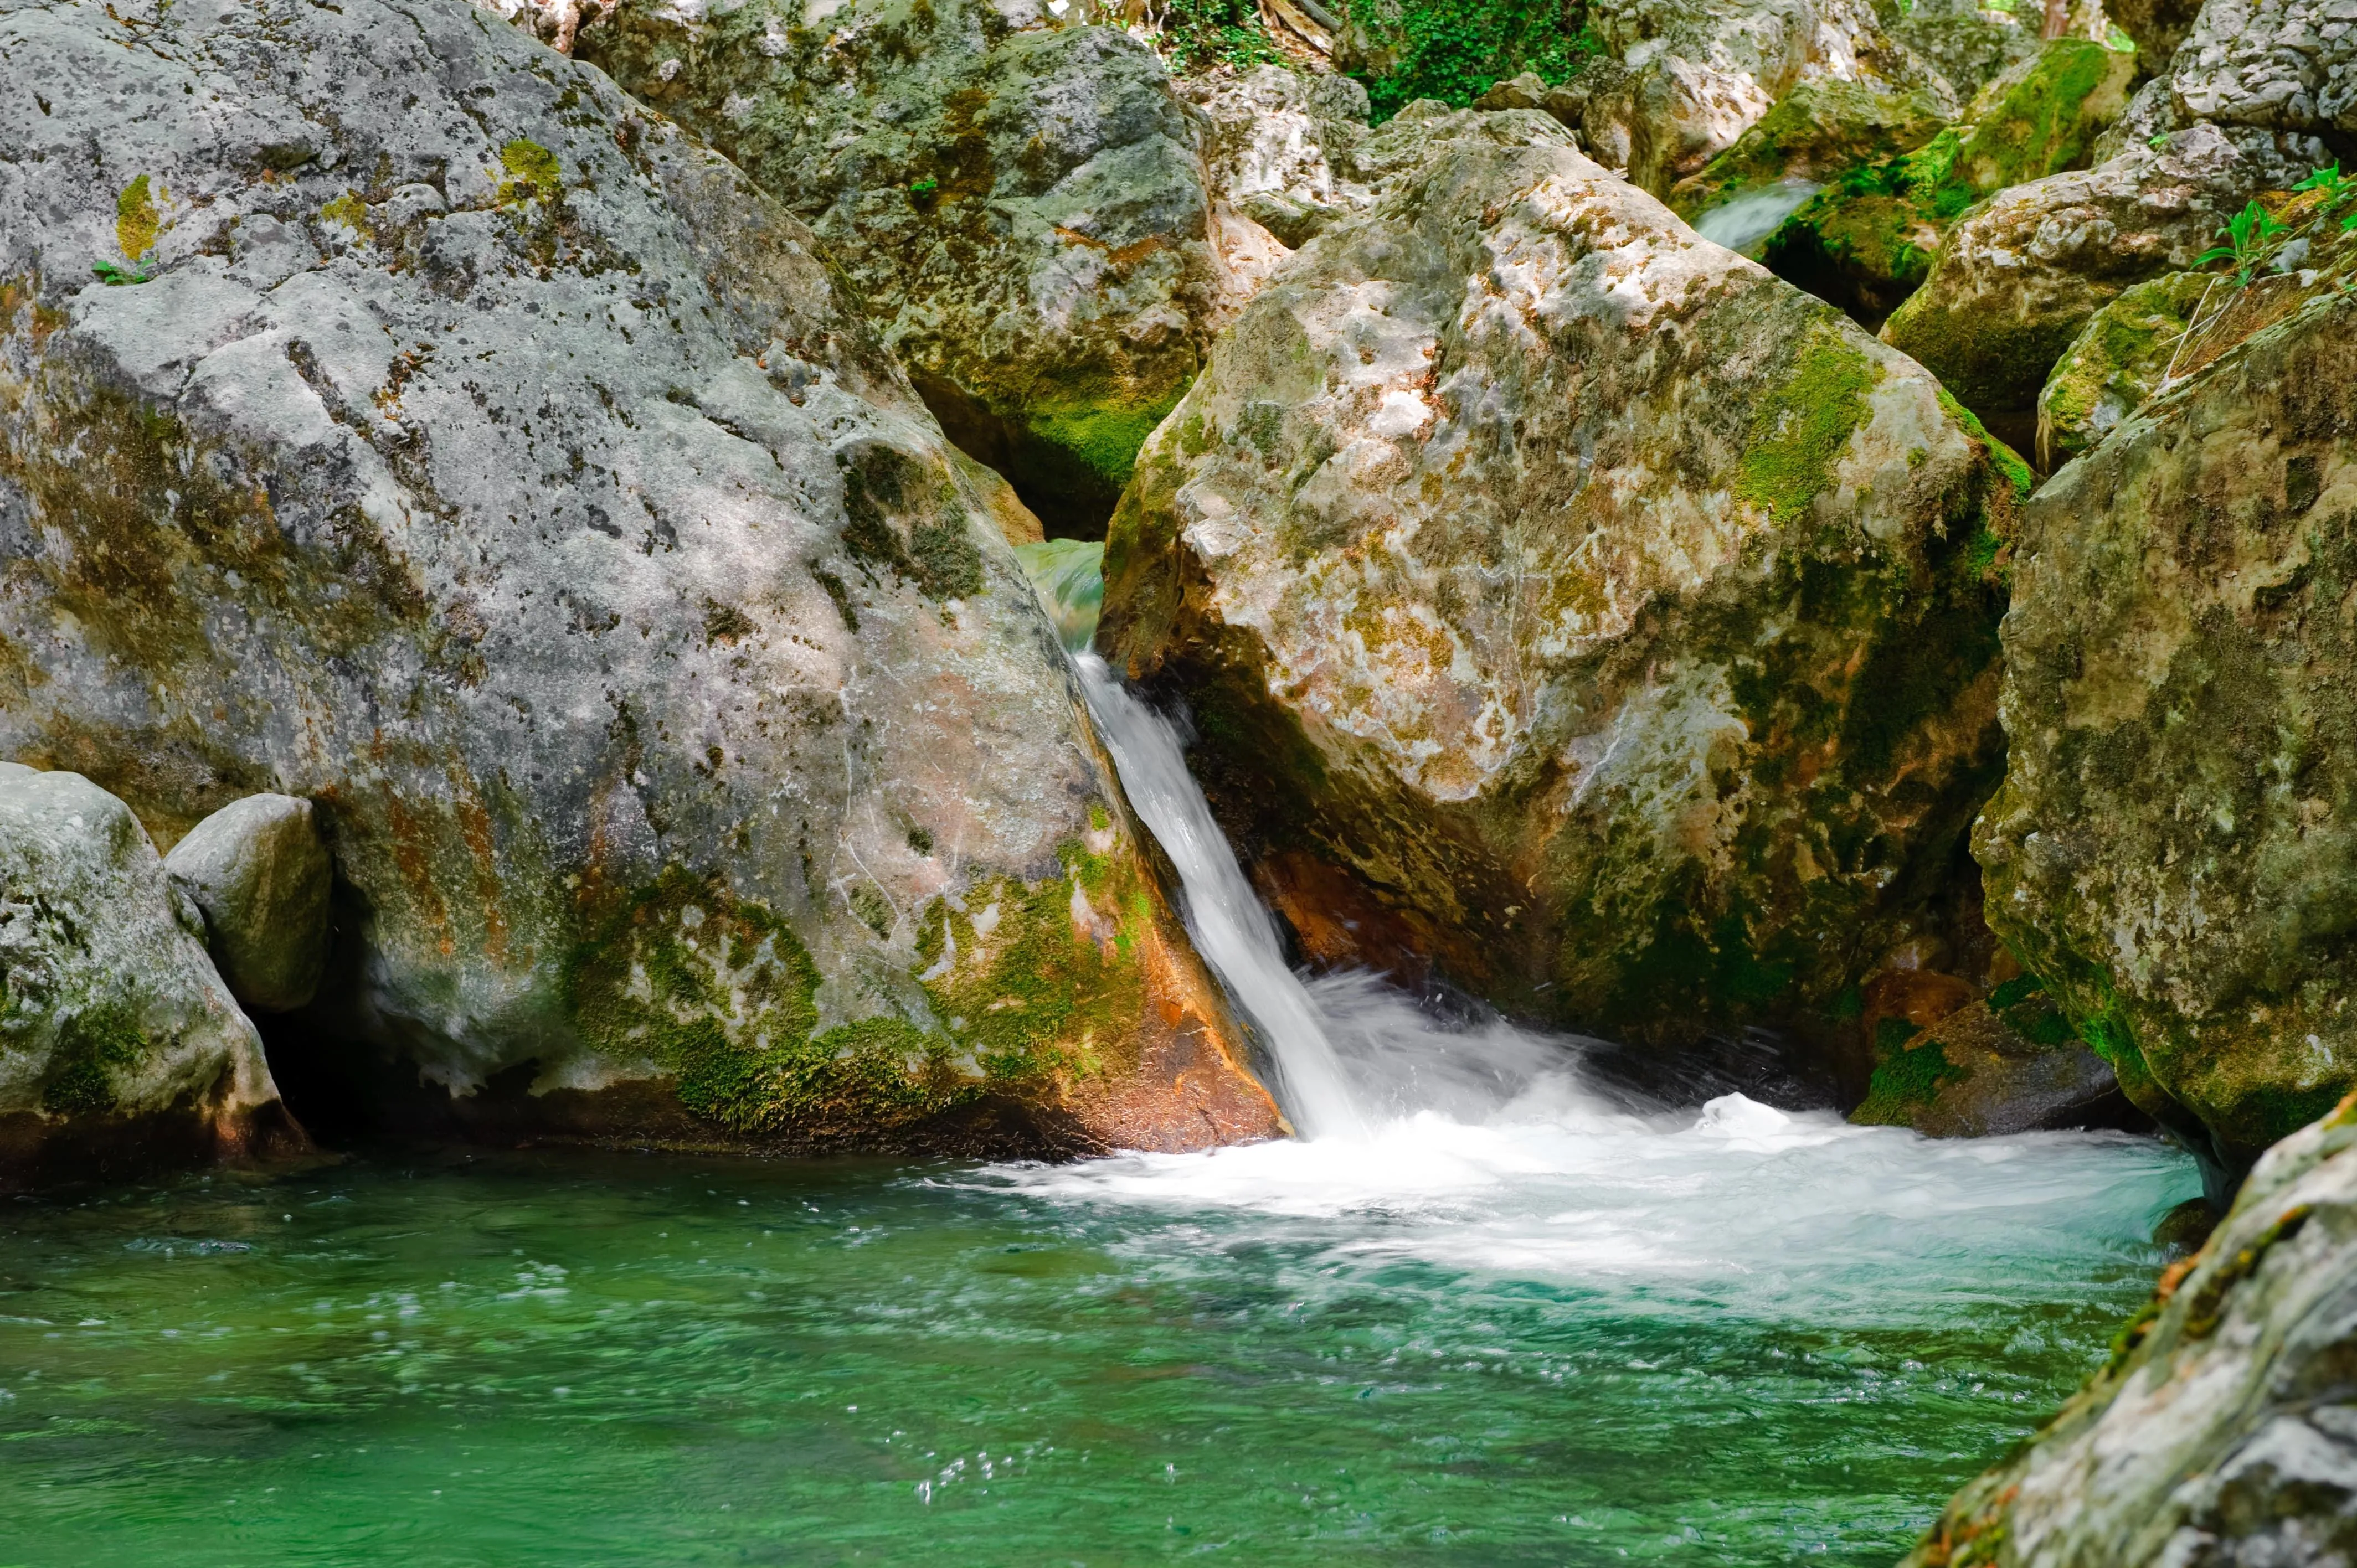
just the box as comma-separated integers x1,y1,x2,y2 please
498,139,563,206
1853,1019,1968,1123
40,1001,148,1117
1734,326,1880,522
115,175,160,261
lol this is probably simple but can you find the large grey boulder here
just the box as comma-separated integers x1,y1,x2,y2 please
1973,286,2357,1170
0,765,284,1179
569,0,1221,539
1906,1091,2357,1565
1098,127,2024,1054
164,795,332,1014
0,0,1280,1157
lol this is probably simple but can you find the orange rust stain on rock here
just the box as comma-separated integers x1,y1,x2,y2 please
452,776,510,964
380,789,457,958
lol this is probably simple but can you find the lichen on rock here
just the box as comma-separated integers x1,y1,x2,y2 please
0,0,1278,1160
1974,284,2357,1170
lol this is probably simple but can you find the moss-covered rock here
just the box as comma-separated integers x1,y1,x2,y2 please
1100,132,2024,1054
0,765,290,1184
1881,119,2308,438
1849,981,2124,1136
572,0,1218,539
1905,1091,2357,1566
1763,37,2135,329
1974,285,2357,1172
1672,78,1952,254
2034,270,2214,469
0,0,1278,1158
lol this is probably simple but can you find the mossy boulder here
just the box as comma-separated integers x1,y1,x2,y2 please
1974,286,2357,1173
571,0,1219,540
1099,132,2026,1054
0,0,1278,1158
1880,121,2287,438
1849,981,2124,1136
1906,1091,2357,1566
1671,78,1953,255
2034,270,2213,469
1764,37,2136,329
0,765,289,1184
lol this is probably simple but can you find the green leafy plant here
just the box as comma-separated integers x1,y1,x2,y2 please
2195,199,2292,286
91,256,156,286
1345,0,1600,121
908,176,939,198
1156,0,1282,73
2292,162,2357,234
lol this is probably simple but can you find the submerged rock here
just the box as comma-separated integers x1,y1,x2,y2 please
1907,1091,2357,1566
571,0,1220,539
0,766,286,1182
1099,131,2025,1052
0,0,1279,1157
1975,286,2357,1169
163,795,333,1015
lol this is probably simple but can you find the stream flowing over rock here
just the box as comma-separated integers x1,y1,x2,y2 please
1099,128,2025,1054
0,765,286,1183
0,0,1279,1162
1975,286,2357,1170
1906,1091,2357,1566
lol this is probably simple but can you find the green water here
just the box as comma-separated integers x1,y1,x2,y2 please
0,1121,2193,1567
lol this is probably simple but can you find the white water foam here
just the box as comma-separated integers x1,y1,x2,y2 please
1042,594,2194,1315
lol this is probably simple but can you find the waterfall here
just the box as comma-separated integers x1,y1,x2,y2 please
1072,652,1371,1140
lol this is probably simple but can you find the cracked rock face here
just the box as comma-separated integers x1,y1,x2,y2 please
0,765,284,1182
1099,131,2023,1051
0,0,1278,1158
573,0,1222,540
1974,290,2357,1169
2173,0,2357,132
1907,1092,2357,1566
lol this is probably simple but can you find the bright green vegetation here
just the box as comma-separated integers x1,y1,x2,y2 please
1156,0,1283,72
1855,1018,1967,1122
1676,81,1951,225
497,138,563,205
1765,39,2134,328
1342,0,1601,121
114,174,158,260
1027,389,1185,496
0,1138,2193,1566
1733,325,1880,521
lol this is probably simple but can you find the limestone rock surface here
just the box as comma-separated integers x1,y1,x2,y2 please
1575,0,1934,195
2173,0,2357,131
1906,1091,2357,1566
0,765,284,1181
1974,287,2357,1167
1880,123,2289,433
0,0,1279,1157
1099,132,2025,1050
163,794,333,1014
2034,270,2214,470
1888,0,2041,100
572,0,1218,538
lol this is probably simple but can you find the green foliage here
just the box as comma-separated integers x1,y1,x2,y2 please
2194,199,2293,287
908,176,939,198
90,258,156,287
1854,1023,1968,1122
1156,0,1283,73
41,1002,148,1116
1345,0,1601,121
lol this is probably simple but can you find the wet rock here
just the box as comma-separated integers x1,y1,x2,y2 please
1906,1091,2357,1566
163,795,333,1014
1766,37,2137,332
1880,122,2282,440
0,0,1279,1157
2035,270,2214,470
1973,286,2357,1169
1099,131,2025,1051
0,765,285,1182
1671,78,1952,255
572,0,1218,540
1850,986,2124,1137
